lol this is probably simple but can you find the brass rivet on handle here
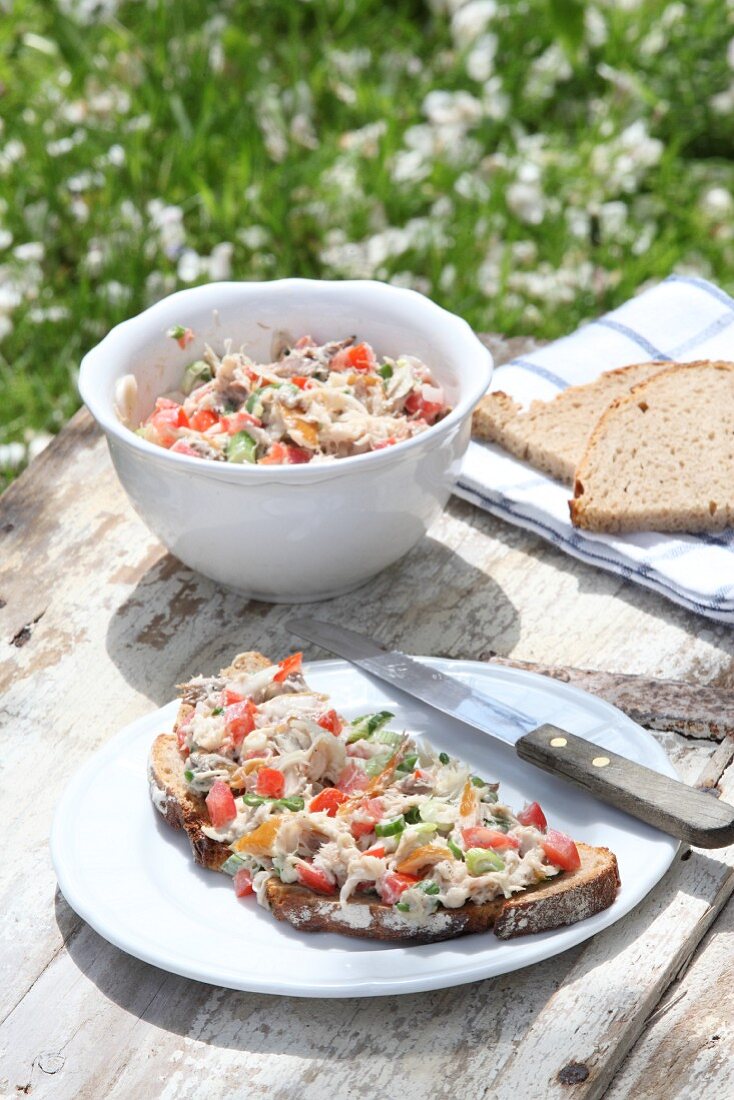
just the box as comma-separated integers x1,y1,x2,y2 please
550,736,567,747
592,756,611,768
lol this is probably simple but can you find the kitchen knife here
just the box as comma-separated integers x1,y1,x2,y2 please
287,618,734,849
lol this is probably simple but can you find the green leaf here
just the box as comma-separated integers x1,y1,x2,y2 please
547,0,585,58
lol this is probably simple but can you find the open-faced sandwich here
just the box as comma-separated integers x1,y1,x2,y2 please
149,651,620,944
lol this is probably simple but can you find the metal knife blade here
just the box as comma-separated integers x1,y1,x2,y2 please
287,617,734,849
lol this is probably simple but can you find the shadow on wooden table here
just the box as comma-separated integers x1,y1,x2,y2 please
104,535,522,706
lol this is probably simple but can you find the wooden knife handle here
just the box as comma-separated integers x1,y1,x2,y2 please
516,724,734,848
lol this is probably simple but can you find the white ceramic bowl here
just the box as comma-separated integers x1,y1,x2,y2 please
79,279,492,601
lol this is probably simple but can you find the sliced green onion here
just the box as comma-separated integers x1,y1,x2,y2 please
184,769,194,783
471,775,486,787
181,359,212,395
226,430,258,464
447,839,464,860
408,822,438,838
379,362,393,379
220,853,247,876
242,793,266,807
396,753,418,773
364,751,392,776
274,796,305,812
465,848,505,875
374,815,406,838
346,710,394,743
212,706,224,716
395,900,410,912
438,752,450,765
404,805,422,825
373,727,402,748
420,880,440,895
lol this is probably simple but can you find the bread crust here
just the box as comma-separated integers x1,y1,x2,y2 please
149,659,621,942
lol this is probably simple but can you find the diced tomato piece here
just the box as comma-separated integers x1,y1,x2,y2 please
349,796,383,838
224,699,258,746
205,780,237,827
233,868,254,897
404,384,445,424
220,410,262,434
286,445,311,464
189,408,219,432
317,709,343,736
461,826,520,852
379,871,420,905
517,801,548,831
337,761,369,795
224,689,245,706
364,844,386,858
309,787,349,816
373,437,397,450
331,342,376,372
540,829,581,872
290,375,309,389
169,326,195,349
146,398,190,447
296,862,337,895
170,439,199,456
273,652,303,683
259,442,311,465
255,767,285,798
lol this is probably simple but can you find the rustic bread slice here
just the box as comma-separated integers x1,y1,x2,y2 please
570,360,734,533
150,713,620,943
264,844,619,943
472,361,668,483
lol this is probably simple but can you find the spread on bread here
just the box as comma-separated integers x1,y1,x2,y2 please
124,334,449,463
150,651,619,940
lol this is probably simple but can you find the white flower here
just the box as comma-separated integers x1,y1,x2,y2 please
451,1,497,49
207,241,234,281
107,144,125,166
237,225,270,250
699,186,734,221
0,229,12,250
177,249,202,283
13,242,45,263
599,200,628,236
0,139,25,173
423,89,483,126
711,82,734,115
391,149,430,184
506,178,546,224
339,120,387,156
0,441,25,468
585,6,608,47
466,33,497,82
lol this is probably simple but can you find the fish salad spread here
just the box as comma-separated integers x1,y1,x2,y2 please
134,333,450,464
176,654,582,918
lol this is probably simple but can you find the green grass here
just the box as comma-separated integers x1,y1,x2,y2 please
1,0,734,485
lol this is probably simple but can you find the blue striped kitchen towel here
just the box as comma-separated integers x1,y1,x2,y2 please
455,274,734,623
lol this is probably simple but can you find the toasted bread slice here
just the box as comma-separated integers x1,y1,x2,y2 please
570,360,734,533
472,362,668,483
150,687,621,943
264,844,619,943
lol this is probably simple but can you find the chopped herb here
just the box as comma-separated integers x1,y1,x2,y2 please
212,706,224,716
379,362,393,379
184,769,194,782
471,775,486,787
439,752,450,765
420,881,440,895
395,901,411,912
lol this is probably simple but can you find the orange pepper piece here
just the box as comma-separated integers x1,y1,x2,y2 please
232,816,281,856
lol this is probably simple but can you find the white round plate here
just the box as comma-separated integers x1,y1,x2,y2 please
51,659,679,997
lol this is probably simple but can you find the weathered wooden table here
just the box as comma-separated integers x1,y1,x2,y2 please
2,336,734,1099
